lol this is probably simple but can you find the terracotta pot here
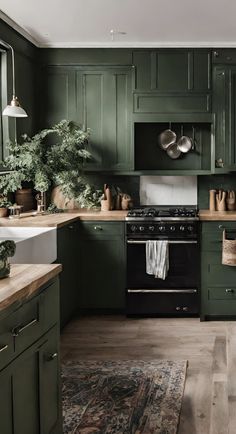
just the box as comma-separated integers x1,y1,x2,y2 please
15,188,35,211
0,208,8,218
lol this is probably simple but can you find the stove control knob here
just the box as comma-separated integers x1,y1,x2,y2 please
170,226,176,232
187,225,193,232
139,226,145,232
149,226,155,232
180,225,185,232
130,225,137,232
159,226,165,232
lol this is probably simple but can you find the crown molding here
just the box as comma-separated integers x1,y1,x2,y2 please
40,41,236,48
0,10,39,47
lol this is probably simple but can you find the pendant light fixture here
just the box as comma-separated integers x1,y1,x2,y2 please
0,39,28,118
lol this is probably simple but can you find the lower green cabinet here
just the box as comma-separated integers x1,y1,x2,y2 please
0,279,62,434
57,222,80,328
201,222,236,319
79,222,126,311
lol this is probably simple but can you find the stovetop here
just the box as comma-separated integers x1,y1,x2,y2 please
126,206,198,221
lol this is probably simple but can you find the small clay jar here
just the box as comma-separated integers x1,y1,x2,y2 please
101,199,111,212
0,208,8,218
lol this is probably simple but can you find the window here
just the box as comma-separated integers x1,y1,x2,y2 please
0,48,10,164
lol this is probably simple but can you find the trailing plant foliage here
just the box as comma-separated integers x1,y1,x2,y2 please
0,120,102,208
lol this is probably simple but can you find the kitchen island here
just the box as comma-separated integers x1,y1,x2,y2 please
0,263,62,434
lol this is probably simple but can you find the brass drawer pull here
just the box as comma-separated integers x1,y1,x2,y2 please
0,344,8,353
12,318,38,337
182,306,189,311
94,226,103,231
226,288,234,293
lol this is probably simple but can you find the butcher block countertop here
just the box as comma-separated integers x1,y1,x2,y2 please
199,210,236,221
0,210,128,227
0,264,62,312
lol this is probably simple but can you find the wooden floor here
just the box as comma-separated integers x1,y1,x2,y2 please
61,316,236,434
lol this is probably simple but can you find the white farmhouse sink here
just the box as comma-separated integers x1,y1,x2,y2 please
0,227,57,264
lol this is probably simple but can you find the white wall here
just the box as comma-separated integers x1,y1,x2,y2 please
140,176,198,206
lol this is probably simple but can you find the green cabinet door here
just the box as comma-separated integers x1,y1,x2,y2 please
213,65,236,172
41,67,76,128
57,222,80,328
77,66,133,171
201,222,236,319
79,222,125,310
40,326,61,434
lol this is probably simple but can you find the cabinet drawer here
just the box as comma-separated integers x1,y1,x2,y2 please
202,252,236,285
203,286,236,317
13,295,43,354
208,286,236,300
201,222,236,251
80,222,124,238
0,324,14,371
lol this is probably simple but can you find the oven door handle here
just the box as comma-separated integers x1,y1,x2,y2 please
127,240,197,244
127,289,198,293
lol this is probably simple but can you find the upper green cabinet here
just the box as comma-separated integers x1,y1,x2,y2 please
132,49,211,115
42,65,134,171
77,66,133,171
213,65,236,172
133,49,211,92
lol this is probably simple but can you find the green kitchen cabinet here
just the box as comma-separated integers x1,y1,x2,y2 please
78,221,126,311
201,222,236,319
57,221,80,328
0,278,62,433
133,49,211,92
77,67,134,171
213,65,236,172
42,65,134,171
132,49,211,115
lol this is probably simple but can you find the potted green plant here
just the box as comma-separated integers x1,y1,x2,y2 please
0,120,102,209
0,240,16,278
0,195,12,217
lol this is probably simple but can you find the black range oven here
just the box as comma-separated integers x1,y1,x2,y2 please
126,207,200,316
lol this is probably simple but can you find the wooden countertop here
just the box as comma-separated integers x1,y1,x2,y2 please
199,210,236,221
0,264,62,311
0,210,128,227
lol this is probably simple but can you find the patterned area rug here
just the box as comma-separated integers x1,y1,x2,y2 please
62,360,187,434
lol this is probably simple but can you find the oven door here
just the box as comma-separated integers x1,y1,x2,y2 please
127,239,199,289
126,239,199,315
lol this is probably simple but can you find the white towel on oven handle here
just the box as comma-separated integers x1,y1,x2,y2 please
146,240,169,280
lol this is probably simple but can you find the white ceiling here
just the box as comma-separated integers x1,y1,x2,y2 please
1,0,236,48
